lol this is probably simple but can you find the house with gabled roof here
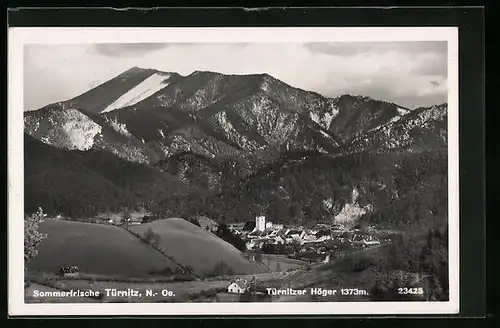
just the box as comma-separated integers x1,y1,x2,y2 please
262,227,275,237
285,229,301,236
247,230,264,238
227,279,249,294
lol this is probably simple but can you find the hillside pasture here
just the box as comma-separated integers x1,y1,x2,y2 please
27,219,180,277
130,218,267,276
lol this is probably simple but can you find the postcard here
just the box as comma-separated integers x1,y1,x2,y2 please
8,26,459,316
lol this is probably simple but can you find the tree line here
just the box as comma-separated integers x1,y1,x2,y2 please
365,227,449,301
24,133,187,218
26,128,448,233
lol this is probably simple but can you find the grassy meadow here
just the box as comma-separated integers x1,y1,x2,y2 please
27,219,181,277
130,218,267,276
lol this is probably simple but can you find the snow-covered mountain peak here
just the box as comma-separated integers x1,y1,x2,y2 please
25,68,444,170
101,72,173,113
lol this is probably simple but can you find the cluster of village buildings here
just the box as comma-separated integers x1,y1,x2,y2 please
222,216,389,295
53,211,386,258
228,216,385,257
51,212,391,297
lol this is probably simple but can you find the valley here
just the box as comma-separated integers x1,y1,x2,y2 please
23,66,449,303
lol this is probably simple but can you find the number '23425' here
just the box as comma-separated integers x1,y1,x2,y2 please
398,287,424,295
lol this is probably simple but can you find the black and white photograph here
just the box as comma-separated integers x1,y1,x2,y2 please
8,27,459,315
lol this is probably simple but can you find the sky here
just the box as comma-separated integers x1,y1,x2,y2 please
23,41,447,111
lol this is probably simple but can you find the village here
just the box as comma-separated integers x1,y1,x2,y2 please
48,210,392,299
52,210,390,267
219,214,392,298
230,215,387,259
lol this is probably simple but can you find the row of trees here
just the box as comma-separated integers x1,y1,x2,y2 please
215,223,246,252
142,228,162,248
135,228,196,278
261,243,294,255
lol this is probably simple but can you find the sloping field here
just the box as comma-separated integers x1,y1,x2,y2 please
27,219,180,277
130,218,267,276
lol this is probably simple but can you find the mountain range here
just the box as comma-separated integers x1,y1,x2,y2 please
24,67,448,229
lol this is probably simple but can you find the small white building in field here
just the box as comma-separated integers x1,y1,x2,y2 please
227,280,248,294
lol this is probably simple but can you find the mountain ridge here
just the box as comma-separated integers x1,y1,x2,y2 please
24,66,448,230
25,67,427,165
